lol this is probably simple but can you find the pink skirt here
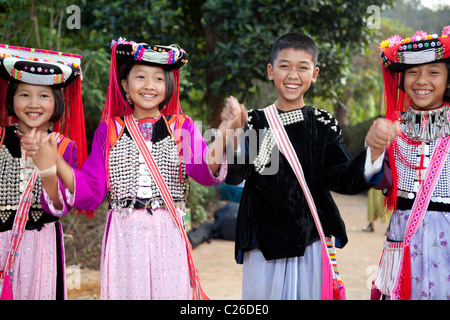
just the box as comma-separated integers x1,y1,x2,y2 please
0,221,65,300
100,208,190,300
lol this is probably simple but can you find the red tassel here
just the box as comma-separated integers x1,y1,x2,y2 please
320,244,334,300
332,279,340,300
386,145,399,211
63,85,70,136
0,273,13,300
371,286,382,300
191,277,211,300
382,67,412,212
400,246,411,300
0,78,17,127
198,287,210,300
338,280,346,300
60,77,88,168
101,45,135,189
162,69,180,117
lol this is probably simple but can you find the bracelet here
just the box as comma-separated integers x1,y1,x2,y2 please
36,164,57,177
212,129,228,143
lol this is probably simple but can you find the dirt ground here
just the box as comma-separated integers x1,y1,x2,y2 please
67,192,388,300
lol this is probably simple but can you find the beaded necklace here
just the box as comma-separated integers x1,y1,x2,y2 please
253,106,304,174
393,103,450,198
400,103,450,142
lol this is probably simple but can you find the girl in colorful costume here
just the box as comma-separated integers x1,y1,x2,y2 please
372,26,450,300
24,38,244,300
0,45,87,299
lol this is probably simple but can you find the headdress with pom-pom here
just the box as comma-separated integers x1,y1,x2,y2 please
0,44,90,217
0,44,87,168
102,38,189,189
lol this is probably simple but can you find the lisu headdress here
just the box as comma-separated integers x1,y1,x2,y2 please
102,38,189,189
380,26,450,119
102,37,188,122
0,44,87,167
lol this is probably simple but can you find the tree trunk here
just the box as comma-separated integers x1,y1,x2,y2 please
336,88,352,127
204,93,225,127
335,104,348,127
203,26,224,127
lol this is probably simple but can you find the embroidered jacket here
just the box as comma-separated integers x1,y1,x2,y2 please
226,106,377,262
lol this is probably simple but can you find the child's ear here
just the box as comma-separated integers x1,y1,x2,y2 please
311,66,320,83
121,79,128,92
267,63,274,81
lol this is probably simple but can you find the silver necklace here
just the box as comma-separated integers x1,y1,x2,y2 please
401,104,450,142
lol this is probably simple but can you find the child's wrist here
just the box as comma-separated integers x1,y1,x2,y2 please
36,164,57,177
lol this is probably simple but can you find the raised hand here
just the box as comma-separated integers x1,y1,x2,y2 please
219,95,248,135
365,118,401,162
21,128,58,171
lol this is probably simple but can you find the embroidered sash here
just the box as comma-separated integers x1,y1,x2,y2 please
124,115,208,300
264,104,345,300
0,169,38,300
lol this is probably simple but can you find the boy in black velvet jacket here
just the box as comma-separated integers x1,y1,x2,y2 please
225,32,399,299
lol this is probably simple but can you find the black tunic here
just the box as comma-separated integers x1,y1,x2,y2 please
225,106,376,263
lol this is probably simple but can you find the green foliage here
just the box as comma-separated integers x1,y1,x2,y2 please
186,179,218,228
199,0,394,121
3,0,448,131
0,0,402,128
77,0,395,125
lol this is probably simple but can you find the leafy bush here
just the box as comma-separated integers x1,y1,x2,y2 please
186,179,220,230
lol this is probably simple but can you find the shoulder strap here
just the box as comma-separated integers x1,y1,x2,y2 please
264,104,327,243
124,115,208,300
405,136,450,243
1,168,37,299
264,104,342,300
0,127,5,150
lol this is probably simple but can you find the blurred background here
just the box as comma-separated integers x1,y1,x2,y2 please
1,0,448,269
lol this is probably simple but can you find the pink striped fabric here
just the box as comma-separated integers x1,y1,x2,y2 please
1,169,37,300
125,115,209,300
264,104,345,300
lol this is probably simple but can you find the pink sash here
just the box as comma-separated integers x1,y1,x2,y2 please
125,115,209,300
264,104,345,300
0,169,38,300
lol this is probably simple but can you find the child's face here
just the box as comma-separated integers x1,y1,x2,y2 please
13,83,55,133
403,62,449,110
267,48,319,110
122,64,166,118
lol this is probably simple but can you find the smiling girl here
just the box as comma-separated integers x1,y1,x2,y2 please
0,45,86,300
372,27,450,300
23,39,245,300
